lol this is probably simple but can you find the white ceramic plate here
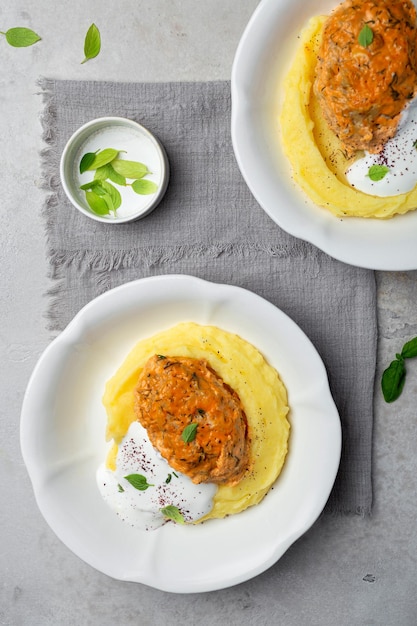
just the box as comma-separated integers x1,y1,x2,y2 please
231,0,417,270
20,275,341,593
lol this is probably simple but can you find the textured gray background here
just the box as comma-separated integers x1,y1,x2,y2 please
1,1,417,625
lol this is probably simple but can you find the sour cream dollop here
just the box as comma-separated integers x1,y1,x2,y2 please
96,421,217,531
346,99,417,197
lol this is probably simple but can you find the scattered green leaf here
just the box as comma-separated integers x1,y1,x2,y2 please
401,337,417,359
81,23,101,64
0,27,41,47
165,474,172,484
160,505,185,524
181,422,198,443
381,357,406,403
124,474,154,491
367,164,390,182
118,484,125,493
358,24,373,48
131,179,158,195
381,336,417,402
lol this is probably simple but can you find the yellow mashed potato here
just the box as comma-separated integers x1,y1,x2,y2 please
280,15,417,218
102,322,290,522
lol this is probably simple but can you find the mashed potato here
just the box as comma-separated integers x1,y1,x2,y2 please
280,15,417,218
102,322,290,522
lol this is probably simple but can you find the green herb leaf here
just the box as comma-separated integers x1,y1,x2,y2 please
367,164,390,182
181,422,198,443
118,484,125,493
165,474,172,484
381,357,406,403
97,180,122,210
131,179,158,195
87,148,119,170
124,474,154,491
93,162,126,185
358,24,373,48
1,27,41,47
401,336,417,359
80,152,97,174
160,505,185,524
81,23,101,64
85,190,111,215
112,159,149,179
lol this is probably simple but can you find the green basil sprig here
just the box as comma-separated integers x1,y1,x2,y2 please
381,337,417,402
0,27,41,47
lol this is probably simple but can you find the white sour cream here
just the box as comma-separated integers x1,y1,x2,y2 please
346,99,417,197
97,421,217,531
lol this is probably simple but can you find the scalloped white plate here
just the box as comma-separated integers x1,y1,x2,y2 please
231,0,417,270
20,275,341,593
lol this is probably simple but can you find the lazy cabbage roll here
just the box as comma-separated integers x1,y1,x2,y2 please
314,0,417,156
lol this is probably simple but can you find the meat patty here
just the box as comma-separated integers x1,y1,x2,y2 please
134,355,250,485
314,0,417,155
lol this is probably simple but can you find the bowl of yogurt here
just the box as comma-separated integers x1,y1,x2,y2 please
60,117,170,223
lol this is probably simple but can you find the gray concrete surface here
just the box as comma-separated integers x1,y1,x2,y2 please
1,1,416,625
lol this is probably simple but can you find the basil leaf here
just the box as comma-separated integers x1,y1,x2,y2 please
358,24,373,48
181,422,198,443
85,190,111,215
81,23,101,64
93,163,113,181
112,159,149,179
381,358,406,403
132,179,158,195
93,162,126,184
2,27,41,47
98,180,122,210
160,505,185,524
367,164,390,181
87,148,119,170
124,474,154,491
401,336,417,359
80,152,97,174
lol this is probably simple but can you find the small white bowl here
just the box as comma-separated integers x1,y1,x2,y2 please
60,117,169,223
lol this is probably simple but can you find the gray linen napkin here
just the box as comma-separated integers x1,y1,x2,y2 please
39,78,377,515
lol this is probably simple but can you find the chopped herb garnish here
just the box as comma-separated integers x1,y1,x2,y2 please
117,483,125,493
181,422,198,443
165,473,172,484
